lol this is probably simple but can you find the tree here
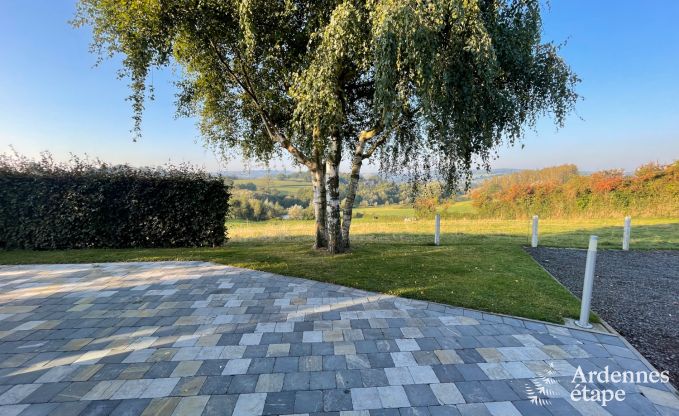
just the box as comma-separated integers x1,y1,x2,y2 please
75,0,578,253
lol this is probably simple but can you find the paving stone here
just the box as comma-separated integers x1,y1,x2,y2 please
110,398,151,416
273,357,298,373
294,390,323,413
11,402,59,416
171,376,205,396
0,384,42,405
199,375,232,395
110,379,153,400
456,403,492,416
283,372,310,391
50,401,90,416
222,359,251,375
391,352,417,367
81,400,123,416
140,378,180,398
81,380,125,401
324,355,347,371
311,371,337,390
403,384,439,407
299,356,323,372
428,405,461,416
432,365,464,383
367,354,394,369
21,382,68,403
455,381,494,403
247,358,275,374
384,367,413,385
140,397,181,416
171,395,209,416
52,381,98,402
408,366,439,384
0,262,667,416
456,364,489,381
226,374,258,394
351,387,382,410
478,380,519,402
263,391,296,415
377,386,410,408
430,383,465,405
255,373,284,393
201,395,237,416
346,354,372,370
323,389,353,411
336,370,362,389
361,369,389,388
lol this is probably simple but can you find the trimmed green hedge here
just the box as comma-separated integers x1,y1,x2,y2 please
0,154,230,249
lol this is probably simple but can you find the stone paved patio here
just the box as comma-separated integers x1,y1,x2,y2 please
0,262,677,416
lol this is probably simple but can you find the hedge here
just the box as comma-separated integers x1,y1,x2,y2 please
0,153,230,249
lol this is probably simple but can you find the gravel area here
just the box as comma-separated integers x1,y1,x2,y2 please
526,247,679,388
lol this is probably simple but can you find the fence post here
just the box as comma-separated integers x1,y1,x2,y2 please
576,235,598,329
434,214,441,246
623,216,631,251
531,215,539,248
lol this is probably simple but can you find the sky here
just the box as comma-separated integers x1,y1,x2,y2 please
1,1,678,174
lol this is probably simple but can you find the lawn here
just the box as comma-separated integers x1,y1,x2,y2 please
4,208,677,323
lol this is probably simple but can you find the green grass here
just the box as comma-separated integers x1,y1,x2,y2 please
3,205,677,324
354,200,476,219
232,177,308,194
0,238,583,323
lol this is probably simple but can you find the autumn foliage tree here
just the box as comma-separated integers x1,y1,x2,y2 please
75,0,578,253
472,161,679,218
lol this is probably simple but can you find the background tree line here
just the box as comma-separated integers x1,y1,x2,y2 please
227,173,436,221
471,161,679,218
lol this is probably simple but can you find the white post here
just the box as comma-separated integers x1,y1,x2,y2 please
576,235,598,329
531,215,539,248
434,214,441,246
623,216,631,251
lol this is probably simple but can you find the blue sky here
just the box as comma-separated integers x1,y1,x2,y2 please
1,1,677,173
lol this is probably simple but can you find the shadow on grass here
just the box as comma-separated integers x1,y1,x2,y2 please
0,234,585,323
5,221,675,322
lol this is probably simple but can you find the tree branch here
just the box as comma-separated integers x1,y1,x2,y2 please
207,38,316,170
362,134,387,159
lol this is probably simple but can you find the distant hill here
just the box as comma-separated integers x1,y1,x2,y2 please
221,167,522,184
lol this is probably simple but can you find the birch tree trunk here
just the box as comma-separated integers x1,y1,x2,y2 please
325,136,343,254
311,168,328,249
311,145,328,249
340,138,366,250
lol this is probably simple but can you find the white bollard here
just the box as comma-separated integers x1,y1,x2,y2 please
623,216,631,251
434,214,441,246
531,215,539,247
576,235,598,329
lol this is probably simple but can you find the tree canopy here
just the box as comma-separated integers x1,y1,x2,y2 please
75,0,579,252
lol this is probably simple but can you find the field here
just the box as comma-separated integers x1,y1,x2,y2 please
231,177,308,194
3,204,677,324
233,204,679,250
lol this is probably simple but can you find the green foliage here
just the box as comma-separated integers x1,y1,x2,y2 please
74,0,578,190
235,182,258,191
229,189,286,221
472,161,679,218
287,204,314,220
0,152,229,250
